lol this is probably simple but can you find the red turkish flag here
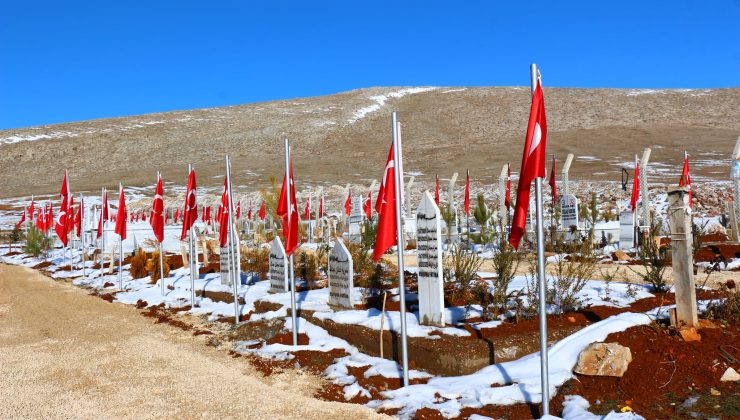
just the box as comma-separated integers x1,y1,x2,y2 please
46,204,53,234
258,200,266,221
28,198,35,219
180,169,198,240
65,195,75,236
318,195,323,218
165,208,170,225
277,154,299,255
150,174,165,242
363,190,372,219
74,198,83,236
505,163,511,209
373,144,398,262
549,156,557,206
98,191,109,238
235,201,241,220
434,174,440,206
344,190,352,217
218,178,230,248
15,211,25,229
304,196,311,221
36,208,44,232
679,153,692,207
54,171,70,246
174,208,180,224
510,80,548,250
114,185,127,241
464,170,471,215
631,161,640,214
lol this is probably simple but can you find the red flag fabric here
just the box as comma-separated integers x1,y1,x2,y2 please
165,208,169,225
36,208,43,231
363,191,372,219
97,191,109,239
304,196,311,221
55,171,70,246
505,163,511,209
549,156,557,205
65,195,75,236
246,201,252,220
258,200,266,221
318,195,324,218
28,198,35,219
277,155,299,255
509,80,548,250
15,211,25,229
218,178,230,247
344,190,352,217
74,198,83,236
142,211,146,222
373,144,398,262
46,204,54,234
631,161,640,214
180,169,197,240
216,205,223,224
235,201,241,220
114,186,127,240
174,208,180,224
150,175,165,242
434,174,440,206
464,170,471,215
679,154,692,207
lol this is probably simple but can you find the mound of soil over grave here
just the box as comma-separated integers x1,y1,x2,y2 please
31,261,54,269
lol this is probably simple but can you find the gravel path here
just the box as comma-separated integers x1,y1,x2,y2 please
0,264,388,419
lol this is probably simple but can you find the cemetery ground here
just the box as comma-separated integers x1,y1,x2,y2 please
1,233,738,420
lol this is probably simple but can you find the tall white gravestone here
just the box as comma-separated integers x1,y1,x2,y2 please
268,237,288,293
328,240,354,308
560,194,579,230
416,191,445,326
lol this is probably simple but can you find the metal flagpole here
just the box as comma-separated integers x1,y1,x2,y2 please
101,187,106,277
118,183,124,291
188,164,198,308
226,156,240,323
80,193,86,280
158,171,166,296
285,138,298,347
391,112,410,387
531,63,550,416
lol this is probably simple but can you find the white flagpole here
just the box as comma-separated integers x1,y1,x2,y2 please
391,112,410,387
188,164,198,308
226,155,240,323
100,187,106,277
285,138,299,347
80,193,86,280
531,63,550,416
158,171,166,296
118,183,124,291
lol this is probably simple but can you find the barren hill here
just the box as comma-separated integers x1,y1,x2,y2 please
1,86,738,199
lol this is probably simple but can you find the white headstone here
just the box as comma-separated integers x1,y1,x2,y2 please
220,246,231,285
560,194,579,230
328,240,353,308
268,237,288,293
416,191,445,326
619,210,635,249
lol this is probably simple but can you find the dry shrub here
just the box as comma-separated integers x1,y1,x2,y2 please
241,247,269,280
130,248,149,279
146,250,170,283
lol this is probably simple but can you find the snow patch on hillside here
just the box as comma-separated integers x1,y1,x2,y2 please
347,87,438,124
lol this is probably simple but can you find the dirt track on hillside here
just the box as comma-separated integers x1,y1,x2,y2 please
0,264,387,419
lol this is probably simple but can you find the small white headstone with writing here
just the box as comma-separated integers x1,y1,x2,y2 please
560,194,579,230
268,237,288,293
328,240,354,308
619,210,635,249
416,191,445,326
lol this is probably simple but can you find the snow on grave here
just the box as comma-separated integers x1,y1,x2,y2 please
268,237,288,293
328,239,353,308
416,191,445,326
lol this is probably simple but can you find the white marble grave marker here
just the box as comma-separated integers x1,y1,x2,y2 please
416,191,445,326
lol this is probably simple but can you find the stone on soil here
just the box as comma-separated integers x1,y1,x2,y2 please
720,367,740,382
574,342,632,377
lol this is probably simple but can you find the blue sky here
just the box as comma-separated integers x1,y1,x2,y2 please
0,1,738,129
